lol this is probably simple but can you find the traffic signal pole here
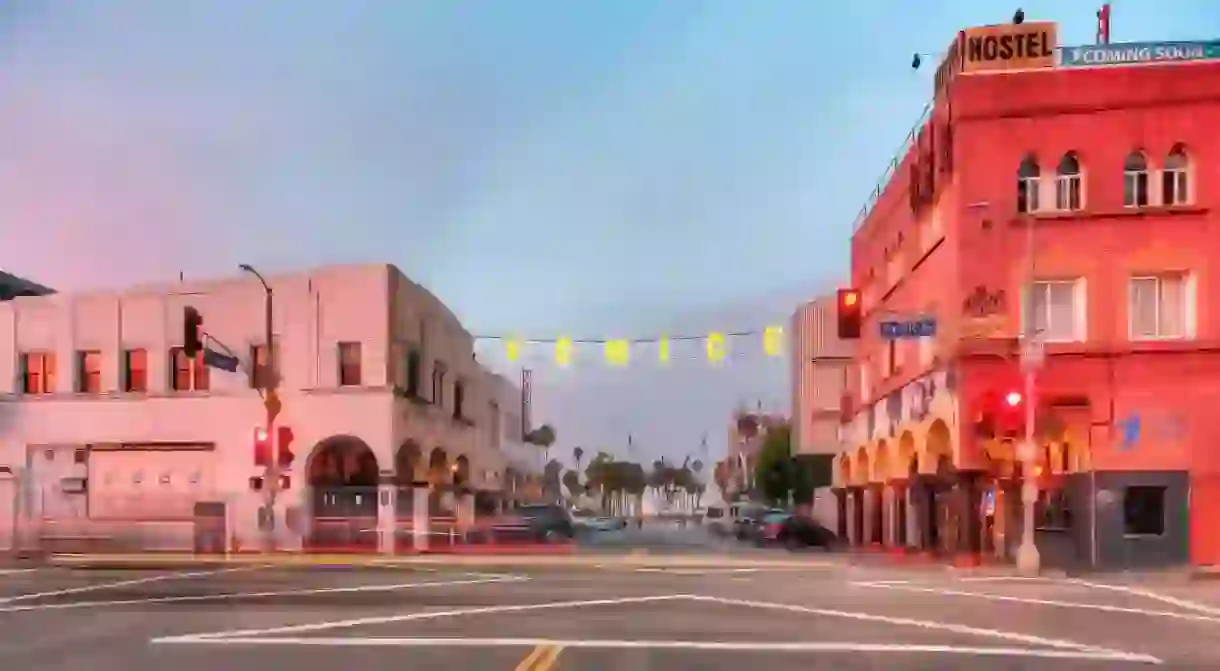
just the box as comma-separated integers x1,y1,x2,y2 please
241,264,279,553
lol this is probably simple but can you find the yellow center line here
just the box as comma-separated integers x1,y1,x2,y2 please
532,644,565,670
513,644,548,671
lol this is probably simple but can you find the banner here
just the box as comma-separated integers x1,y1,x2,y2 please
961,21,1058,73
485,326,786,368
1060,41,1220,68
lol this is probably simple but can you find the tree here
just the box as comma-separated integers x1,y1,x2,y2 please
573,446,584,471
753,423,794,506
562,470,584,499
526,424,556,448
543,459,564,503
713,459,730,498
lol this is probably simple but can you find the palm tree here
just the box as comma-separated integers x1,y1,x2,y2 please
573,446,584,472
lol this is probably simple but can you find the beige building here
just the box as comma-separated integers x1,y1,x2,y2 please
0,263,537,554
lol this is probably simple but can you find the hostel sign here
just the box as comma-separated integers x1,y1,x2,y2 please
962,22,1058,73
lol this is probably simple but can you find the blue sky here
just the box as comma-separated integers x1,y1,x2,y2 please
2,1,1215,471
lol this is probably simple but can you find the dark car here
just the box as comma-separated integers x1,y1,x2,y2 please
733,507,783,540
496,504,575,543
755,512,837,550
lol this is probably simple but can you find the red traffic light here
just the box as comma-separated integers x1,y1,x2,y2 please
183,306,204,359
1004,391,1023,407
836,288,862,340
253,427,272,467
277,426,295,468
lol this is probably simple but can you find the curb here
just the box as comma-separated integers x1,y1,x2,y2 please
46,552,835,571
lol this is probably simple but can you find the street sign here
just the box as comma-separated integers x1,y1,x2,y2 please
880,317,936,339
203,347,240,373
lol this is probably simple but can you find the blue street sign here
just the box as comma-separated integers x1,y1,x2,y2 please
203,347,241,373
879,317,936,339
1116,415,1141,451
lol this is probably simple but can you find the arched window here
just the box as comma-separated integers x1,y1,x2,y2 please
1016,155,1040,213
1163,145,1190,206
1055,152,1082,211
1123,151,1149,208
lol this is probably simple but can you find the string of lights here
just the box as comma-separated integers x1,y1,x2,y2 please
472,325,787,367
472,329,767,344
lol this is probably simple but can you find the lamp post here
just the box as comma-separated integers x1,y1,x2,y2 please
240,264,278,552
1015,211,1043,575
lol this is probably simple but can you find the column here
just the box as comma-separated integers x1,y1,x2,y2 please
376,473,397,555
833,488,848,541
852,487,865,547
889,480,908,550
412,483,431,552
953,471,983,566
869,484,885,548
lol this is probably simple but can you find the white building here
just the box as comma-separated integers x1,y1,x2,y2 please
0,263,538,554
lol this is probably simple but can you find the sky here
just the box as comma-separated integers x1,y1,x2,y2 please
2,1,1216,473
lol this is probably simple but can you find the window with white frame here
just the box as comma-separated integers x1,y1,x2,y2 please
1026,279,1085,342
1054,152,1082,211
1016,155,1040,214
1129,273,1193,340
1162,145,1190,206
1123,151,1149,208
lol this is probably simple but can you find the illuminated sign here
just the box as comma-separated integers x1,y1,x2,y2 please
961,22,1057,73
1060,41,1220,68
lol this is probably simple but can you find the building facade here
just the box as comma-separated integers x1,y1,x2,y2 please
833,24,1220,570
0,263,536,554
790,296,853,526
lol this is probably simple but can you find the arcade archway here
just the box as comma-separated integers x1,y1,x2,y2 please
305,435,381,550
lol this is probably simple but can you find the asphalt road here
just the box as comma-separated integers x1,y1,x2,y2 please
4,527,1220,668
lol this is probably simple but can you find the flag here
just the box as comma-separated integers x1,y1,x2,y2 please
1096,4,1111,45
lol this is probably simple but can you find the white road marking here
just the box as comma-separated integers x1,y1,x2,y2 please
956,577,1049,583
0,575,528,613
851,581,1220,625
1066,578,1220,617
0,566,264,605
685,595,1123,654
152,594,695,641
634,568,760,575
147,636,1163,663
154,591,1128,659
0,568,38,576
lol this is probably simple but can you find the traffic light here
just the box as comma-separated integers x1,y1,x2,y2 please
253,427,272,467
276,426,295,468
836,289,862,340
974,389,1024,439
183,306,204,358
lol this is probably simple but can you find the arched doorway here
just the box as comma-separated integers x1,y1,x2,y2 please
428,447,452,517
395,441,422,519
306,435,380,550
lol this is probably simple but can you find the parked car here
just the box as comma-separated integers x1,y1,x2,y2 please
572,509,627,532
705,505,731,535
486,504,575,543
733,507,784,540
755,512,837,550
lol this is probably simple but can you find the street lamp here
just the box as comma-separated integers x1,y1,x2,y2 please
1015,204,1043,576
240,264,278,551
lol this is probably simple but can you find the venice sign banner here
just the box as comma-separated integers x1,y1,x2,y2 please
1060,40,1220,67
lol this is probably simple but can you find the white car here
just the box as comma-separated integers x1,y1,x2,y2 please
572,510,627,532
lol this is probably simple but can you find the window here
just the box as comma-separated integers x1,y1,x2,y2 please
1016,155,1040,213
1129,274,1191,340
123,349,148,392
1054,152,1082,211
21,352,56,395
406,349,422,397
490,402,501,444
1123,486,1166,536
170,347,209,391
1026,280,1084,342
249,342,279,389
453,379,466,419
1123,151,1149,208
885,340,898,377
338,342,362,386
1035,489,1073,530
75,350,102,393
431,361,447,407
1162,145,1190,206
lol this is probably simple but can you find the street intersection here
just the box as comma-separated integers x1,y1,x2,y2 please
3,554,1220,669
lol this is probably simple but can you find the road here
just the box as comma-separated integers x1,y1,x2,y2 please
3,527,1220,668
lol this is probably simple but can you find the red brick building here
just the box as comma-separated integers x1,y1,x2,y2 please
832,24,1220,570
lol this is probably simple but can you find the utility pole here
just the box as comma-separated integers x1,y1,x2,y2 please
1015,214,1043,575
240,264,279,552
